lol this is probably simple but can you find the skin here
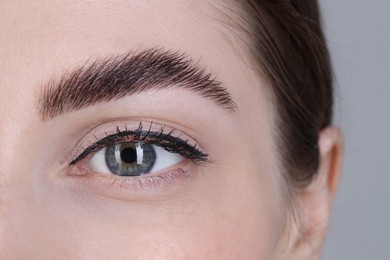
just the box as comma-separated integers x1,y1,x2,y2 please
0,0,343,259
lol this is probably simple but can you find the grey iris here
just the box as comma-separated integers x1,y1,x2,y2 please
105,142,156,176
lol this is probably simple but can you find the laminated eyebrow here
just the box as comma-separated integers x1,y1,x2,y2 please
39,48,238,120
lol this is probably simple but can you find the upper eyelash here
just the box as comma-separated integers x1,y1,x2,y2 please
69,122,209,165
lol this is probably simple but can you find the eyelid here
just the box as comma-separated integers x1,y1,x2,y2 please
57,120,214,199
67,166,193,200
69,122,209,167
62,120,211,198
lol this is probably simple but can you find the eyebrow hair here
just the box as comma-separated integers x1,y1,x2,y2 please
39,48,237,120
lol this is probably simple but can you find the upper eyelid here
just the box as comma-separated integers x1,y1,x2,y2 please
69,129,169,165
69,125,209,166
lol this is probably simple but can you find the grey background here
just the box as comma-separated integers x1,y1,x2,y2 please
320,1,390,259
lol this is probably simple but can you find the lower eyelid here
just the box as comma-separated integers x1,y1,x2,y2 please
63,121,206,198
65,165,193,201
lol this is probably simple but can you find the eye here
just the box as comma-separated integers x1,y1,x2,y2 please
88,141,184,176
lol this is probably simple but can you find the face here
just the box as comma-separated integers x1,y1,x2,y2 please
0,1,337,259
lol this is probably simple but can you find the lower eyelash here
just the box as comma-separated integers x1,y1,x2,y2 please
124,168,190,190
70,166,192,195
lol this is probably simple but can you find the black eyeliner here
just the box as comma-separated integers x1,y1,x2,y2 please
69,124,209,166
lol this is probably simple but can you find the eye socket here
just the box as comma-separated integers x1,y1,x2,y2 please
88,141,184,176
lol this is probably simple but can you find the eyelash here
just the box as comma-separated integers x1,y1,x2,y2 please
69,122,209,167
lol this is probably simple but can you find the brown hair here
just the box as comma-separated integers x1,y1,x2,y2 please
231,1,333,188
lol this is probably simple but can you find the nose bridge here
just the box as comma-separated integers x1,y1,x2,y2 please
0,5,51,256
0,79,32,178
0,86,20,256
0,94,18,258
0,66,40,257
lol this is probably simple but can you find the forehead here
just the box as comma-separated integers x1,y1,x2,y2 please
0,0,231,69
0,0,255,105
0,0,275,128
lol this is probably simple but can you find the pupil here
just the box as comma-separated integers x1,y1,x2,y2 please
120,147,137,164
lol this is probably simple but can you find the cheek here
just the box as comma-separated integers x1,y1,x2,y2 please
1,155,285,259
209,160,286,259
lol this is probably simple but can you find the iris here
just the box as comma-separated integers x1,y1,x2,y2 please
105,142,156,176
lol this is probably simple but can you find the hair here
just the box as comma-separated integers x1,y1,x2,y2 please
229,0,333,189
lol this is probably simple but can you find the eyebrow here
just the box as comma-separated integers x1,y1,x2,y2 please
38,48,237,120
